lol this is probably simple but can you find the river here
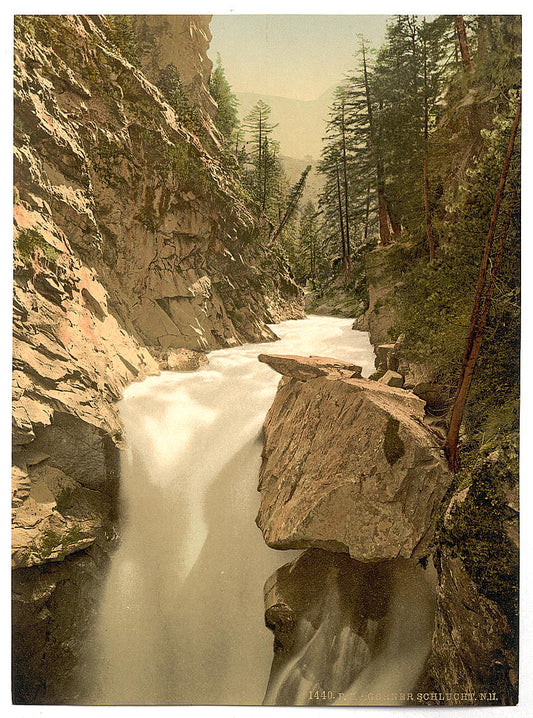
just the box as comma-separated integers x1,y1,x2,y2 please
89,315,375,705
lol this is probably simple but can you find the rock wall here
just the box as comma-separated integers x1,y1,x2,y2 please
12,14,302,703
420,550,518,705
133,16,218,122
352,246,397,346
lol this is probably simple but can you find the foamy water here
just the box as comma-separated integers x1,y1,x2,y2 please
89,316,376,705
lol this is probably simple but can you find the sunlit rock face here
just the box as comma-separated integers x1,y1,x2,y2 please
256,358,452,561
12,14,302,703
133,16,218,122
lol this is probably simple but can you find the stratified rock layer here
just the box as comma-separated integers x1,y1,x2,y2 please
257,356,451,561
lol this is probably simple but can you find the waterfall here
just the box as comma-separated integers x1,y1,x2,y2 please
87,316,376,705
263,556,437,707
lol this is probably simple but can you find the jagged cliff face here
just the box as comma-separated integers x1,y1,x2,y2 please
134,16,218,122
12,14,302,703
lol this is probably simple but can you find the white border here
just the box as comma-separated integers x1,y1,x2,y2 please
2,4,531,717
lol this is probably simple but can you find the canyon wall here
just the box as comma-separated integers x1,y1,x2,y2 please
12,14,302,703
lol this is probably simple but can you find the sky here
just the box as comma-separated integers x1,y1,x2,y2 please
208,15,391,102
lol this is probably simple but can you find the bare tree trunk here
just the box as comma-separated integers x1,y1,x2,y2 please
262,138,268,211
363,41,391,246
423,26,436,260
363,183,371,241
444,199,514,472
387,201,401,236
377,188,391,245
444,96,520,472
340,101,352,272
455,15,473,73
335,160,347,267
423,155,436,260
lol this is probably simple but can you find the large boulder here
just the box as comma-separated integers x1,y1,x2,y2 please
258,354,362,381
151,347,208,372
378,369,404,388
257,356,451,562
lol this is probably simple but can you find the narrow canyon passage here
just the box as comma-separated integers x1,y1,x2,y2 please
87,316,376,705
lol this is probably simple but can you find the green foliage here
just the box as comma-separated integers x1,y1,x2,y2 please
15,227,60,265
14,15,57,45
390,94,520,399
38,526,88,561
310,17,520,636
209,54,240,141
156,63,203,134
106,15,140,66
241,100,283,216
440,436,519,627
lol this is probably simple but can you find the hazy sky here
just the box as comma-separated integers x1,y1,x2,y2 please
208,15,391,102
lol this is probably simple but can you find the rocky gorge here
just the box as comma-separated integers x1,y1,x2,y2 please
12,13,518,708
12,14,302,703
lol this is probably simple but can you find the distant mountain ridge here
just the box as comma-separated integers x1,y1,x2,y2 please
236,87,335,160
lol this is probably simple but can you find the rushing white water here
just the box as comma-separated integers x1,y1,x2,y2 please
90,315,375,705
264,558,437,707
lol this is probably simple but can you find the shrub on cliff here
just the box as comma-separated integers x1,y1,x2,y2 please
106,15,140,66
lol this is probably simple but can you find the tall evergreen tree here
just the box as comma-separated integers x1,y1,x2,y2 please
209,54,239,141
242,100,281,215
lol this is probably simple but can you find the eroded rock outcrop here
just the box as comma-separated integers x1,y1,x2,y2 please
421,550,518,705
351,246,397,346
256,355,451,561
258,353,362,381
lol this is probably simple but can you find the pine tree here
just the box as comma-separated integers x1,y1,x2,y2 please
209,54,239,141
271,166,311,244
242,100,281,214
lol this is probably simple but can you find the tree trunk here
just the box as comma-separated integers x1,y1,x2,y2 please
444,96,520,472
423,27,436,260
363,42,391,246
363,183,371,241
261,138,268,211
423,155,436,260
377,188,391,246
455,15,473,73
340,101,351,269
455,94,521,382
335,160,347,266
387,201,401,236
444,199,514,472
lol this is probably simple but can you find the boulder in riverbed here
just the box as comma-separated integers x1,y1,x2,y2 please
257,355,451,562
258,353,362,381
154,347,208,372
